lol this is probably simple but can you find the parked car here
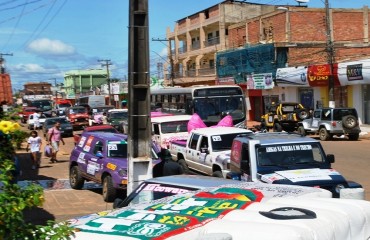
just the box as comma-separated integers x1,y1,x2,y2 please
73,124,119,145
260,102,310,132
65,106,89,130
42,117,74,138
19,107,38,123
227,132,363,198
69,132,160,202
27,113,47,130
151,114,192,148
297,107,361,141
106,109,128,132
113,175,239,208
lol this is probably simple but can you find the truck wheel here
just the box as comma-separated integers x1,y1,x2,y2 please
297,126,306,136
102,175,116,202
177,159,190,174
273,123,282,132
212,171,223,178
319,128,332,141
69,166,85,189
348,133,359,141
342,115,358,129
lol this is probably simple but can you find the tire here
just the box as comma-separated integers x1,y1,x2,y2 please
296,109,310,121
177,159,190,174
348,133,359,141
342,115,358,129
212,170,223,178
319,128,332,141
273,122,282,132
297,126,306,136
69,166,85,189
102,175,117,202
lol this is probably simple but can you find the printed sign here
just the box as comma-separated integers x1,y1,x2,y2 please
83,136,94,152
212,136,222,141
347,64,363,81
265,144,312,152
78,136,87,148
276,168,332,183
249,73,274,90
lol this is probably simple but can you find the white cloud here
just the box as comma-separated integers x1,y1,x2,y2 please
159,47,167,56
12,63,48,73
27,38,75,56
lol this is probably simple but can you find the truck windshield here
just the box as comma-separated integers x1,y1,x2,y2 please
211,133,243,151
110,112,128,119
256,143,325,166
107,141,128,158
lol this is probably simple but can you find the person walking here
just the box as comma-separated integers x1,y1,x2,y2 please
47,121,65,163
153,148,183,177
102,112,108,125
32,110,41,130
26,130,42,169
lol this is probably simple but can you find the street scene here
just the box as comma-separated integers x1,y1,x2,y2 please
1,0,370,239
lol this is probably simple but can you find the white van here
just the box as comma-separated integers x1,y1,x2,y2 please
151,115,192,148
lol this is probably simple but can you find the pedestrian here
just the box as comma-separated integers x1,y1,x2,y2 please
47,121,65,163
153,148,183,178
32,110,41,130
102,112,108,125
26,130,42,169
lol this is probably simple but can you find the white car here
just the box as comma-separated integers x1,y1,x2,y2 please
27,113,47,130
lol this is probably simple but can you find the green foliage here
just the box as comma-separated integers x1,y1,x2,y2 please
9,129,29,149
0,128,75,239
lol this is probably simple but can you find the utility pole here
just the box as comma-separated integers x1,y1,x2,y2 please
98,59,112,105
325,0,335,108
152,38,175,86
0,53,13,74
127,0,151,195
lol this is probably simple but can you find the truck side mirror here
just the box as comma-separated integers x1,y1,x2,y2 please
326,154,335,163
200,147,209,154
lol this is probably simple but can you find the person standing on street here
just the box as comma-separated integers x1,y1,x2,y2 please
47,121,65,163
26,130,42,169
153,148,183,177
102,112,108,125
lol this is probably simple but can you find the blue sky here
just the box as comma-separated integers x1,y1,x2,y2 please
0,0,368,90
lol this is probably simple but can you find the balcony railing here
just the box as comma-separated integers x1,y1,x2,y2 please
191,41,200,51
204,37,220,47
198,66,215,75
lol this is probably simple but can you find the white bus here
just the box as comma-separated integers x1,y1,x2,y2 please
150,85,247,127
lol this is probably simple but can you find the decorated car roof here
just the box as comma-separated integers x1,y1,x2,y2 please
235,132,319,145
83,132,128,142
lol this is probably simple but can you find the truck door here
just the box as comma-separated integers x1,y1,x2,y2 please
185,133,200,169
197,136,211,174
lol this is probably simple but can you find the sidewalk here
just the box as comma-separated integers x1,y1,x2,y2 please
17,145,114,225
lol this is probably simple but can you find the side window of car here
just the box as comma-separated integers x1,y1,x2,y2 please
94,141,104,154
189,134,200,150
153,124,160,135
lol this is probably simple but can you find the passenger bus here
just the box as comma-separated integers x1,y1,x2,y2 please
150,85,246,127
25,99,53,112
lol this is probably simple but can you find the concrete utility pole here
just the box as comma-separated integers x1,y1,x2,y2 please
0,53,13,73
127,0,152,194
98,59,112,105
152,38,175,86
325,0,335,108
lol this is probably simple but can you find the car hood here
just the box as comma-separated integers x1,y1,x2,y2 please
258,168,347,185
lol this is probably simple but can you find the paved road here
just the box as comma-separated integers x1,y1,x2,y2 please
17,122,370,225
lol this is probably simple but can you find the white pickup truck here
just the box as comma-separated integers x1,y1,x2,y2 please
169,127,252,177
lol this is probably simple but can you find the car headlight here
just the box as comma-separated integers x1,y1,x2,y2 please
118,168,127,177
335,184,345,194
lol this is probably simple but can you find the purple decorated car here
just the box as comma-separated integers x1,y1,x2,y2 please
69,132,160,202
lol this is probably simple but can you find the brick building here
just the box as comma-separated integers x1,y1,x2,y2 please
223,6,370,123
